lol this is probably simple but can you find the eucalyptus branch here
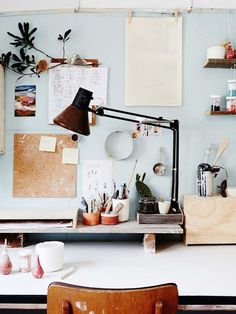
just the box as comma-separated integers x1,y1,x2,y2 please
1,62,34,77
1,22,72,77
27,44,53,59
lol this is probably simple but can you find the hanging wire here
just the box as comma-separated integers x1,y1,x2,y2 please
2,6,236,17
227,9,232,44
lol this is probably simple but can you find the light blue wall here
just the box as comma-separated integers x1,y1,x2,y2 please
0,12,236,220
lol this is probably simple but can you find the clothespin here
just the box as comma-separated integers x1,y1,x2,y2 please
74,0,80,13
128,10,133,24
187,0,193,14
174,9,179,22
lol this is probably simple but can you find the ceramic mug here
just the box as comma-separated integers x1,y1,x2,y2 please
112,198,129,222
35,241,64,272
158,201,170,214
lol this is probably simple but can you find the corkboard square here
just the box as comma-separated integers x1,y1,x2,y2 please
13,134,77,197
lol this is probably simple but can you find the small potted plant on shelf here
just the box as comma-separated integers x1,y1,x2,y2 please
136,173,159,215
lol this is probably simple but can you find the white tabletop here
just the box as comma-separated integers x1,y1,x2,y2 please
0,241,236,297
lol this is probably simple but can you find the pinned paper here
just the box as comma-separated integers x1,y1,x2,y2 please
62,148,79,164
39,136,56,152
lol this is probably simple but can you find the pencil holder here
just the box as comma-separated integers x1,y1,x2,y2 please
101,213,119,225
82,211,100,226
112,198,129,222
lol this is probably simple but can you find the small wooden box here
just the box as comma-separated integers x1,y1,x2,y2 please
184,194,236,245
137,212,183,224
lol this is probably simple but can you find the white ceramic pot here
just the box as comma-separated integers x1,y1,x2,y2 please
112,198,129,222
158,201,170,214
207,46,225,59
35,241,64,272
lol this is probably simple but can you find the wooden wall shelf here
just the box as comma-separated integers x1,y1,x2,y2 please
0,220,183,234
205,111,236,115
204,58,236,68
0,221,183,253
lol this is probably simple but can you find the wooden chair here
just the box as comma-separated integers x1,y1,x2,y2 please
47,281,178,314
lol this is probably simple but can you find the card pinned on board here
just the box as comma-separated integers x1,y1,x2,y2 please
62,148,79,164
39,136,57,152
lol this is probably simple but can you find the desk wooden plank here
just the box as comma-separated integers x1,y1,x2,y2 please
0,221,183,234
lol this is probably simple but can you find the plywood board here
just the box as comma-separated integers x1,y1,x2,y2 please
13,134,77,197
184,194,236,245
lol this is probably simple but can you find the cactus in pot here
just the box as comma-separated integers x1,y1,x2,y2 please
135,173,153,198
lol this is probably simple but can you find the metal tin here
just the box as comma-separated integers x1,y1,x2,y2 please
226,96,236,111
228,80,236,96
210,95,221,111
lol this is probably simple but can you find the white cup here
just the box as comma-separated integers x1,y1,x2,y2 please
207,46,225,59
158,201,170,214
112,198,129,222
35,241,64,272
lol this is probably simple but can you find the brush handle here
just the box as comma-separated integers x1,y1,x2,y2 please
212,138,230,166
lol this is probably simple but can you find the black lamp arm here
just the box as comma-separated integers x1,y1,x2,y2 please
94,106,172,125
89,105,180,212
170,120,179,212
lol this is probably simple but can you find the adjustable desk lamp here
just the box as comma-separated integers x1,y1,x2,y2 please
54,87,180,213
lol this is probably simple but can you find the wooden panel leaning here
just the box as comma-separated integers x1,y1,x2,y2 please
184,194,236,245
47,282,178,314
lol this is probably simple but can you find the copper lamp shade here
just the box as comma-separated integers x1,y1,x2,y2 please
53,88,93,135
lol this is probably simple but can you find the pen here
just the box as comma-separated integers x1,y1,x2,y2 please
59,266,78,280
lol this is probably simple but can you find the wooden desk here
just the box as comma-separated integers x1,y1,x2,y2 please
0,242,236,311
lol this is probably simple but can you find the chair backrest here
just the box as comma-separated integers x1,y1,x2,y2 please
47,281,178,314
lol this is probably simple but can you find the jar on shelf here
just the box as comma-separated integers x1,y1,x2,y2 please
210,95,221,111
226,96,236,112
18,249,32,273
228,80,236,96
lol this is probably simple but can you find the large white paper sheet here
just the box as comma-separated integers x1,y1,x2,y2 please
82,160,113,213
48,65,108,124
125,17,182,107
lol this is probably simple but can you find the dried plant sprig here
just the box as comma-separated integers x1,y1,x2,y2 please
8,22,52,59
0,22,72,77
58,29,71,59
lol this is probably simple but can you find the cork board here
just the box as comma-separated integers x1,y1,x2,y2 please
13,134,77,197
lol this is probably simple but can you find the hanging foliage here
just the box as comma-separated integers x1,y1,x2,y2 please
0,22,71,77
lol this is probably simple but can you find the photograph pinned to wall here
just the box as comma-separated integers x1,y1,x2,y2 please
132,119,162,138
82,160,112,212
14,85,36,116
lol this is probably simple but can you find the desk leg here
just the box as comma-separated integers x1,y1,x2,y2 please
143,233,156,253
